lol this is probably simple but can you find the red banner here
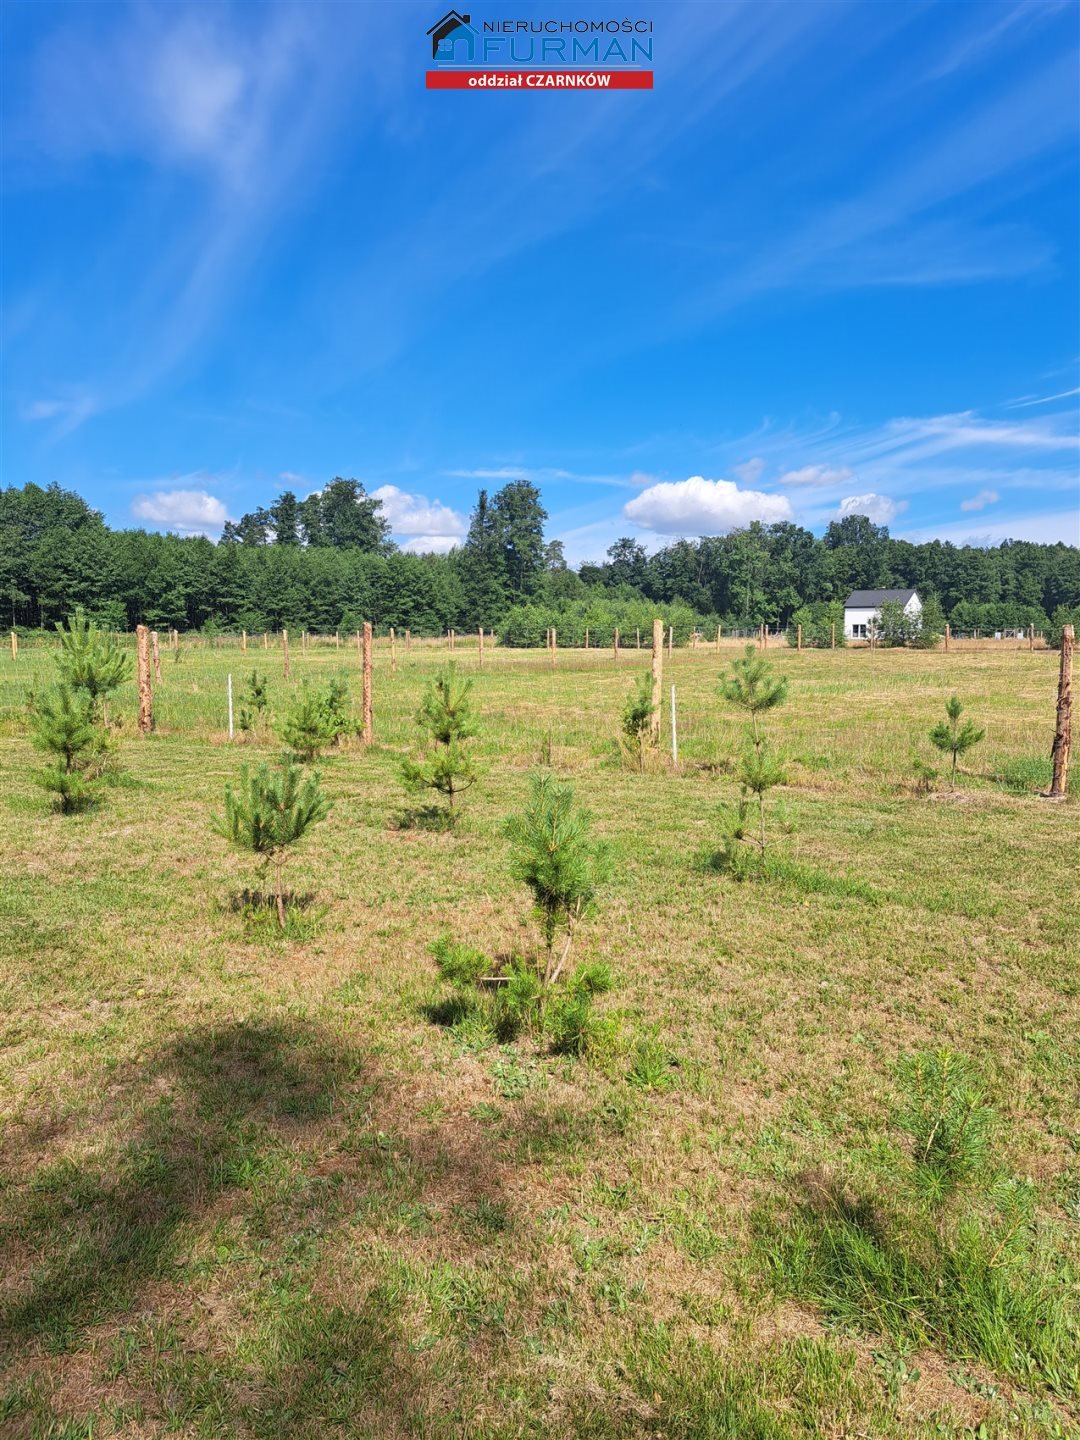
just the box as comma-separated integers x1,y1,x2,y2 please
426,70,653,90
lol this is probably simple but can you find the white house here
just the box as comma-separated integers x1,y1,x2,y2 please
843,588,922,640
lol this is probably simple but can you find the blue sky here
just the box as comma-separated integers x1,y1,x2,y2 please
2,0,1078,560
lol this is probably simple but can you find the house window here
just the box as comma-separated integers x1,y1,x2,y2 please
853,623,867,638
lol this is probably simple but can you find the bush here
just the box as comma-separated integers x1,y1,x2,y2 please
787,600,844,648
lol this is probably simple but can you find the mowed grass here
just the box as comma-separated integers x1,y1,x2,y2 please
0,639,1077,1438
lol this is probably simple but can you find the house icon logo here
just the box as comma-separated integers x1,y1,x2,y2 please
427,10,477,61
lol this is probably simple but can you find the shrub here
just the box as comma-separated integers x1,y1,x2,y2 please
400,665,480,824
504,774,611,984
212,759,331,927
929,695,985,786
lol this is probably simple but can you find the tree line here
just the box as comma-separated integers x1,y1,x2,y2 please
3,478,1078,639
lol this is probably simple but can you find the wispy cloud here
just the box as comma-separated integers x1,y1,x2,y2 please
20,393,99,435
960,488,1000,512
1005,387,1080,408
777,464,854,487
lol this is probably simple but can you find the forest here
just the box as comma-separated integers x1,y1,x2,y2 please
2,476,1078,640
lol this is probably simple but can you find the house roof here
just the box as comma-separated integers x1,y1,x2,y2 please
844,588,918,607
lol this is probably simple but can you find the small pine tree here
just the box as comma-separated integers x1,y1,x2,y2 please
504,774,610,984
28,682,104,813
620,673,653,771
212,758,331,927
53,607,131,721
400,664,479,823
895,1048,995,1206
717,645,789,868
929,695,985,786
278,684,338,761
237,670,271,733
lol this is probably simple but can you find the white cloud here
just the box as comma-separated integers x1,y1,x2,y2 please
131,487,231,537
401,535,461,555
623,476,793,535
960,488,1000,512
371,484,466,539
279,471,306,486
836,493,908,524
1005,387,1080,408
776,463,854,487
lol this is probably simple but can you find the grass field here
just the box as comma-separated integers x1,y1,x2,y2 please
1,638,1077,1439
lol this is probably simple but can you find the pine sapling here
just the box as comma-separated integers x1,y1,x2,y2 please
504,773,610,985
716,644,789,869
212,758,331,927
278,684,338,761
400,664,480,824
929,695,985,786
620,672,653,771
53,607,131,722
28,682,105,812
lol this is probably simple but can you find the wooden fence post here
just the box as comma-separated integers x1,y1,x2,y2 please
1048,624,1073,799
9,631,16,663
716,624,721,653
668,624,673,659
151,630,162,684
136,624,153,733
650,617,663,746
831,622,835,650
636,628,641,649
478,626,484,668
944,623,950,653
406,628,411,653
613,627,619,662
362,622,373,745
283,628,290,679
1029,624,1035,652
335,631,340,649
263,632,268,650
550,628,556,668
797,623,802,652
241,629,247,655
584,627,589,650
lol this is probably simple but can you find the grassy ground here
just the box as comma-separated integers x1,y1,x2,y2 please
1,639,1077,1439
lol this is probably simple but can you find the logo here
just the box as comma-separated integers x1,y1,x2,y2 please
426,11,654,91
428,10,477,61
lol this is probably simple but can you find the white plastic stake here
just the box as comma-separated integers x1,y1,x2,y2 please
671,683,678,766
227,672,234,739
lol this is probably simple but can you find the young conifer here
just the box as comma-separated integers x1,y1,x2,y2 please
400,664,479,824
716,644,790,870
212,758,331,927
929,695,985,786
